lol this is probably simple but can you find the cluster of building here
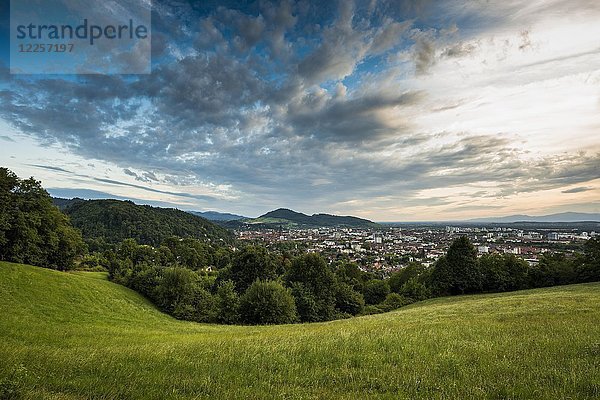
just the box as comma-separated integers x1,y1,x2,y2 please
237,225,596,275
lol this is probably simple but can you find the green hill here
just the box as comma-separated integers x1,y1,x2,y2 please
62,199,234,246
232,208,380,229
1,262,599,399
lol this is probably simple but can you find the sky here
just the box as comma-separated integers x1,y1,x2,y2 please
0,0,599,221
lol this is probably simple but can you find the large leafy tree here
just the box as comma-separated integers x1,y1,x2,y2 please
576,237,600,282
430,237,481,295
0,168,84,270
286,253,337,321
239,280,297,325
229,246,279,294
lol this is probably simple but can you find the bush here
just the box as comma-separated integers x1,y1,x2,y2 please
230,246,278,294
380,293,411,312
335,282,365,315
216,280,240,324
389,263,426,293
363,279,390,305
290,282,319,322
286,253,337,321
399,277,430,302
239,280,297,325
362,305,384,315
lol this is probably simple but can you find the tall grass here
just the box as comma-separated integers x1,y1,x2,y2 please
1,261,599,399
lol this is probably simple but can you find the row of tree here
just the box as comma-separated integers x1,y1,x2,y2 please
104,235,600,325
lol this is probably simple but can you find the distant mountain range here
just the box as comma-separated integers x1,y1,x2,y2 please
467,212,600,223
225,208,380,229
189,211,247,221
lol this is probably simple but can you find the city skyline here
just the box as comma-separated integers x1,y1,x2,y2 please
1,0,599,221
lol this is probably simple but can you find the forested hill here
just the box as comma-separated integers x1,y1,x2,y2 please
237,208,380,229
62,199,234,246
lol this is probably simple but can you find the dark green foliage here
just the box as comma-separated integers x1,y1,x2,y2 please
216,280,240,325
289,282,319,322
230,246,278,294
480,254,529,292
163,237,214,270
155,267,217,322
128,263,161,299
430,237,481,295
239,280,297,325
335,261,366,291
576,238,600,282
380,293,410,312
363,279,390,305
63,199,233,246
529,253,576,288
154,267,200,314
334,282,365,315
286,253,337,321
0,168,85,270
389,262,426,293
399,277,430,302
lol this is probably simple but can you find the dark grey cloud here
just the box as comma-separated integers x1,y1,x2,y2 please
26,164,72,174
412,31,437,75
562,187,593,194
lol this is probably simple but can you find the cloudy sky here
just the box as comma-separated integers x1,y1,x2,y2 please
0,0,599,221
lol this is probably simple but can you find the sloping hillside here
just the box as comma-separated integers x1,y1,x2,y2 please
1,262,599,399
62,199,234,246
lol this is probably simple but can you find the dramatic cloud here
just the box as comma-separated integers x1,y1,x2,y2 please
0,0,599,219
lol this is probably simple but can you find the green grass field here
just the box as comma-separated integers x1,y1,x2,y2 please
1,261,599,399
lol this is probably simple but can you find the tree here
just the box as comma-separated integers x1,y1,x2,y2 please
286,253,337,321
289,282,319,322
430,237,481,295
479,254,510,292
576,238,600,282
389,262,426,293
362,279,390,305
216,280,240,325
334,282,365,315
530,253,576,288
0,168,84,270
230,246,278,294
239,280,297,325
154,267,199,314
380,293,410,312
399,277,430,302
335,261,364,291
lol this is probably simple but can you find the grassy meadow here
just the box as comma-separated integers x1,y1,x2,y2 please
0,261,599,399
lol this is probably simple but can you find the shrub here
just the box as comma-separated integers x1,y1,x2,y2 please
335,282,365,315
399,277,430,302
286,253,337,321
290,282,319,322
380,293,411,312
239,280,297,325
216,280,240,325
363,279,390,305
230,246,278,294
362,305,384,315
